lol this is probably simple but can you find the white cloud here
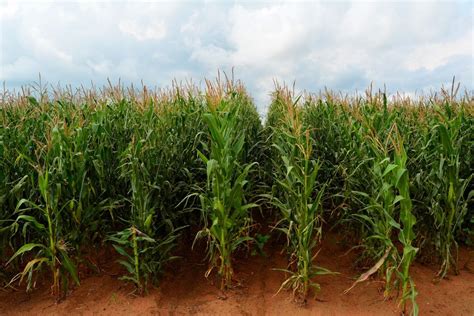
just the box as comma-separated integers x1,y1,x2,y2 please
0,56,39,81
29,27,73,64
1,0,472,113
118,19,166,41
0,0,18,19
228,4,311,66
86,59,111,75
404,31,473,71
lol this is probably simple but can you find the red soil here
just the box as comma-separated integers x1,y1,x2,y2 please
1,234,473,315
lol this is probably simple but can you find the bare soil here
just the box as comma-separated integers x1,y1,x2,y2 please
1,233,473,315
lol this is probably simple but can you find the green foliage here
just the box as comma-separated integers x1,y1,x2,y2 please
7,171,79,298
0,79,472,316
427,108,473,278
251,234,270,257
194,90,258,289
107,225,180,295
0,84,207,296
301,88,473,315
266,89,333,301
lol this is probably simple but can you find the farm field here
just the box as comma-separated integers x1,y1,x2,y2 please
0,78,473,316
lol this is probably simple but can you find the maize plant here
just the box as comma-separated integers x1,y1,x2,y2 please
195,91,257,290
392,132,418,315
7,169,79,299
428,106,473,279
108,123,182,295
343,124,418,315
267,88,332,301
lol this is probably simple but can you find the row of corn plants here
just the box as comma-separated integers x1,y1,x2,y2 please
193,79,260,289
265,87,332,302
0,79,472,316
301,86,473,315
0,77,265,298
0,82,211,298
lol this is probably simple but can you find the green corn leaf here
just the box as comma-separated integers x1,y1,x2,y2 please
7,243,46,265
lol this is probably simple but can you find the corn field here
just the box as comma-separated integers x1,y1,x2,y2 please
0,78,472,315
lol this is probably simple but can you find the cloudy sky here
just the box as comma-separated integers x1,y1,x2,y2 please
0,0,472,113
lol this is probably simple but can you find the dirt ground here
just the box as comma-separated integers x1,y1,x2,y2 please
1,233,473,316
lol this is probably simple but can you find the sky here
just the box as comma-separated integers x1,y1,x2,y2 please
0,0,473,114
